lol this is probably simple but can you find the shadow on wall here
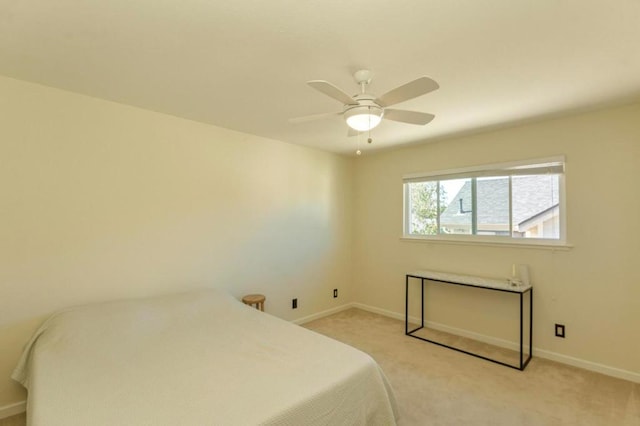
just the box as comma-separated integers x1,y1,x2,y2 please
222,203,334,313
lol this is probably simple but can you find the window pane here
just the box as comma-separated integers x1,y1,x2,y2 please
408,181,439,235
439,178,472,235
512,174,560,239
476,177,510,236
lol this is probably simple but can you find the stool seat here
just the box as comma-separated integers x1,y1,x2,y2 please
242,294,266,311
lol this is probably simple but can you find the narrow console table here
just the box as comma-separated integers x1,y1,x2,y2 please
405,270,533,371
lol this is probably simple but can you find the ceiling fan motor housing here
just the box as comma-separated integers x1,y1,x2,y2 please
344,96,384,131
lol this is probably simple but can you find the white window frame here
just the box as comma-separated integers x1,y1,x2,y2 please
402,156,568,247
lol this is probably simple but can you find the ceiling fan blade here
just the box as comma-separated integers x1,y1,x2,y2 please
383,109,435,125
376,77,439,107
347,127,359,137
307,80,358,105
289,111,342,124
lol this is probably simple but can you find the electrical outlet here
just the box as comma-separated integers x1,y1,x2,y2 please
292,298,297,309
333,289,338,298
555,324,565,338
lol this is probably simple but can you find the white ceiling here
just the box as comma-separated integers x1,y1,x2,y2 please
2,0,640,154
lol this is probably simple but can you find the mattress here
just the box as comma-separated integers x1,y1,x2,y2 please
13,289,398,425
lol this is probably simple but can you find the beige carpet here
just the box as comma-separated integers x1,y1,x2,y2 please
2,308,638,426
304,308,640,426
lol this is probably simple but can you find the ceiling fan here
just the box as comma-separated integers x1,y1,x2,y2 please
290,69,439,136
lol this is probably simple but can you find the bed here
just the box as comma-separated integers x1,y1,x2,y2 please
12,289,398,425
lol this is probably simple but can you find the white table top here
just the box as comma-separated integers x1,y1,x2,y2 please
408,270,532,293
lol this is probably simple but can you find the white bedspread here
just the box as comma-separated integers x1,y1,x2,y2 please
13,290,397,425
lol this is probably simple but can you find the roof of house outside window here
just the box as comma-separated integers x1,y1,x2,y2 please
439,175,559,227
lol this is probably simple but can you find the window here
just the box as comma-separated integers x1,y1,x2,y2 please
403,158,565,244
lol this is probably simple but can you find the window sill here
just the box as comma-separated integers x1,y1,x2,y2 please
400,236,573,251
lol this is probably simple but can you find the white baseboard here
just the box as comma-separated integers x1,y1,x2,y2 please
352,302,527,351
533,348,640,383
0,401,26,420
352,302,640,383
292,303,354,325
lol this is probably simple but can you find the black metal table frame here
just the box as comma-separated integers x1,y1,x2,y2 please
405,274,533,371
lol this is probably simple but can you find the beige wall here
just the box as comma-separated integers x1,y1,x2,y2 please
353,103,640,376
0,76,353,407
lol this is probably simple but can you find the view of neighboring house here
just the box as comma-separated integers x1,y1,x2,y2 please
439,175,560,238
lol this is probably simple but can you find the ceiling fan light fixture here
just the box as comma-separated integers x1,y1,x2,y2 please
344,106,383,132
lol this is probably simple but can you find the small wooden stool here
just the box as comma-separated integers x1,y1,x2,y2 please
242,294,265,311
